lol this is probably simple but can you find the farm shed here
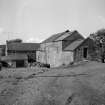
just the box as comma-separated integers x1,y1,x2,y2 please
1,54,28,68
73,37,97,62
0,45,6,56
6,42,40,63
37,30,84,67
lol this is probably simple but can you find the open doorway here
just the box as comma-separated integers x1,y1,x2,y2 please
16,60,24,67
83,47,88,58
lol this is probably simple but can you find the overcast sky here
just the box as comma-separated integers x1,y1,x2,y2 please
0,0,105,44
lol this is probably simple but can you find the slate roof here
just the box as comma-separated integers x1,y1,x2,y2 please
64,39,84,51
74,37,95,50
42,30,71,43
55,31,74,41
7,43,40,51
42,30,84,43
0,45,6,49
1,54,28,61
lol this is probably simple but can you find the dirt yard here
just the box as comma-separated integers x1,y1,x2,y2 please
0,61,105,105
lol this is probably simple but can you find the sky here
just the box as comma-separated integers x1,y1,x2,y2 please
0,0,105,44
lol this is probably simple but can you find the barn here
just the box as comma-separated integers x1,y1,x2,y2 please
36,30,84,67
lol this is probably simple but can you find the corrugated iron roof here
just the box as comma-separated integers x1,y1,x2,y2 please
64,40,84,51
7,43,40,51
1,54,28,61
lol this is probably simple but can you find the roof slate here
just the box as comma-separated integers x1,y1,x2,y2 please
7,43,40,51
64,39,84,51
0,45,6,49
1,54,28,61
42,30,71,43
55,31,74,41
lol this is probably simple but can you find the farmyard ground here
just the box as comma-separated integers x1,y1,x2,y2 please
0,61,105,105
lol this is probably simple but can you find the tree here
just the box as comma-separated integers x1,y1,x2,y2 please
90,29,105,63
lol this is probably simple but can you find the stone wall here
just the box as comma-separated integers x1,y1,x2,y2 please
74,38,97,62
37,41,74,67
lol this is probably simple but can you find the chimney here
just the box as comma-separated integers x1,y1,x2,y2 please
65,30,70,33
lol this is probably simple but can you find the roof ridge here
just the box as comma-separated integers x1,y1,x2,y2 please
54,30,75,41
42,30,71,43
53,30,70,41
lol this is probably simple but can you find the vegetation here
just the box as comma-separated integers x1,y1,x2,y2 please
90,28,105,62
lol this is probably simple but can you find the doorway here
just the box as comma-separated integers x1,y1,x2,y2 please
83,47,88,58
16,60,24,67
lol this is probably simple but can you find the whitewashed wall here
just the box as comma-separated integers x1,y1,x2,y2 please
36,41,74,67
36,51,46,64
60,51,74,65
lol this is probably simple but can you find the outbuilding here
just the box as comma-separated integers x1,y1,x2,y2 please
1,54,28,68
73,37,97,62
37,30,84,67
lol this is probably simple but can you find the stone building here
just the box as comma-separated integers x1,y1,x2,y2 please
73,37,97,62
0,45,6,56
6,40,40,63
36,30,84,67
1,54,28,68
0,39,40,68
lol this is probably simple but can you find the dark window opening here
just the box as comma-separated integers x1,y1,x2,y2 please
83,47,88,58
